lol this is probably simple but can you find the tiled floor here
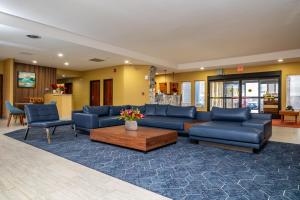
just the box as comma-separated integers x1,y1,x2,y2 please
0,119,300,200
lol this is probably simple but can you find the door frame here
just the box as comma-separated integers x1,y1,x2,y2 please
90,80,100,106
103,79,113,105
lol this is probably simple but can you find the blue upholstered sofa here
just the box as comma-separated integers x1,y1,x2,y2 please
189,107,272,150
72,104,197,134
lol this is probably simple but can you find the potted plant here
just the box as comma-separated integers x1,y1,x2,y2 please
119,109,144,131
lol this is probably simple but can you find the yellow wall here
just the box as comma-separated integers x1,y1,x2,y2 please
2,58,14,117
123,65,150,105
71,65,150,110
156,62,300,111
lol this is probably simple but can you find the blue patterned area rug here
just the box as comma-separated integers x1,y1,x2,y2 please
5,127,300,200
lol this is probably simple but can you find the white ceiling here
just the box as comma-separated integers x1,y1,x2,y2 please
0,0,300,71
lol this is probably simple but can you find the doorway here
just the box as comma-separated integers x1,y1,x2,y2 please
208,71,281,117
90,80,100,106
103,79,113,105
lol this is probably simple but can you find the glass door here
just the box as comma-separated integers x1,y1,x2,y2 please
224,81,240,108
210,81,224,109
242,80,259,113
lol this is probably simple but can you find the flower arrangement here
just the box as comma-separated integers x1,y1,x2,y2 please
51,84,65,94
119,109,144,121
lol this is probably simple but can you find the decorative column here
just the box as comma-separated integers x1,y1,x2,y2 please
149,66,157,104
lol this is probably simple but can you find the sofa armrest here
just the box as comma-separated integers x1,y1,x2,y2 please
196,111,211,121
72,113,98,129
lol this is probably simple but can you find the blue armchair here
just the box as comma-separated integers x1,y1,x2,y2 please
24,104,76,144
5,101,25,127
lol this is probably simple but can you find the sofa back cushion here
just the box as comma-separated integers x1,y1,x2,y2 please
166,105,196,119
109,105,128,116
25,104,59,123
145,104,156,116
211,107,250,122
155,105,168,116
131,105,145,114
83,106,110,116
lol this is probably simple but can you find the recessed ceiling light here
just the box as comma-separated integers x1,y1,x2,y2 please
62,74,66,78
156,72,159,75
26,34,41,39
32,60,37,64
57,53,64,57
277,59,284,62
124,60,130,64
200,67,205,70
64,62,69,66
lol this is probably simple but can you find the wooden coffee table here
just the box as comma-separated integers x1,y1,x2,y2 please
90,126,178,152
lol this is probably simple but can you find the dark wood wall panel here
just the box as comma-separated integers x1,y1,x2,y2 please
14,62,57,103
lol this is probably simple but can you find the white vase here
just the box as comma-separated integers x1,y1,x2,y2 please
125,120,138,131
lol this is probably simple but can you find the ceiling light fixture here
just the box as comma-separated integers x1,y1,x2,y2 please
64,62,69,66
277,59,284,62
155,72,159,75
32,60,37,64
26,34,41,39
200,67,205,70
124,60,130,64
57,53,64,57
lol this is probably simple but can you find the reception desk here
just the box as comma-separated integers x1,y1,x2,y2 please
44,94,73,119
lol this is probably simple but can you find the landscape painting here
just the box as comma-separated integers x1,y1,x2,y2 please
18,72,36,88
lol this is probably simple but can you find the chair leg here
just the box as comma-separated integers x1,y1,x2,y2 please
73,124,77,137
46,128,51,144
19,115,23,125
52,126,57,135
7,114,12,127
24,127,30,140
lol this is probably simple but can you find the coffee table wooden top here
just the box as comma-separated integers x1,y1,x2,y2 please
90,126,177,152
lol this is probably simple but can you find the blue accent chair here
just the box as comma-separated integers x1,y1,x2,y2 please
5,101,25,127
24,104,76,144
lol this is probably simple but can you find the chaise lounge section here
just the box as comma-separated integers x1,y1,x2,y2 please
189,107,272,150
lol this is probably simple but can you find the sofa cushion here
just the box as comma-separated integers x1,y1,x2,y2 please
83,106,110,116
211,107,250,122
155,105,168,116
145,104,156,116
166,105,196,119
189,122,263,144
138,116,192,130
131,105,145,114
30,120,74,128
98,116,124,127
109,106,128,116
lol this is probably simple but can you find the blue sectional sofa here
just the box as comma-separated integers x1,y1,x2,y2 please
72,104,197,134
189,107,272,150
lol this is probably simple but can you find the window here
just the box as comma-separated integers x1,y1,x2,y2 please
287,75,300,109
181,82,191,106
195,80,205,108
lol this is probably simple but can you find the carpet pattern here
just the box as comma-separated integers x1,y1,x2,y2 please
5,127,300,200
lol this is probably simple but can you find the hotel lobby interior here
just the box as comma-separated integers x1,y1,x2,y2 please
0,1,300,200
